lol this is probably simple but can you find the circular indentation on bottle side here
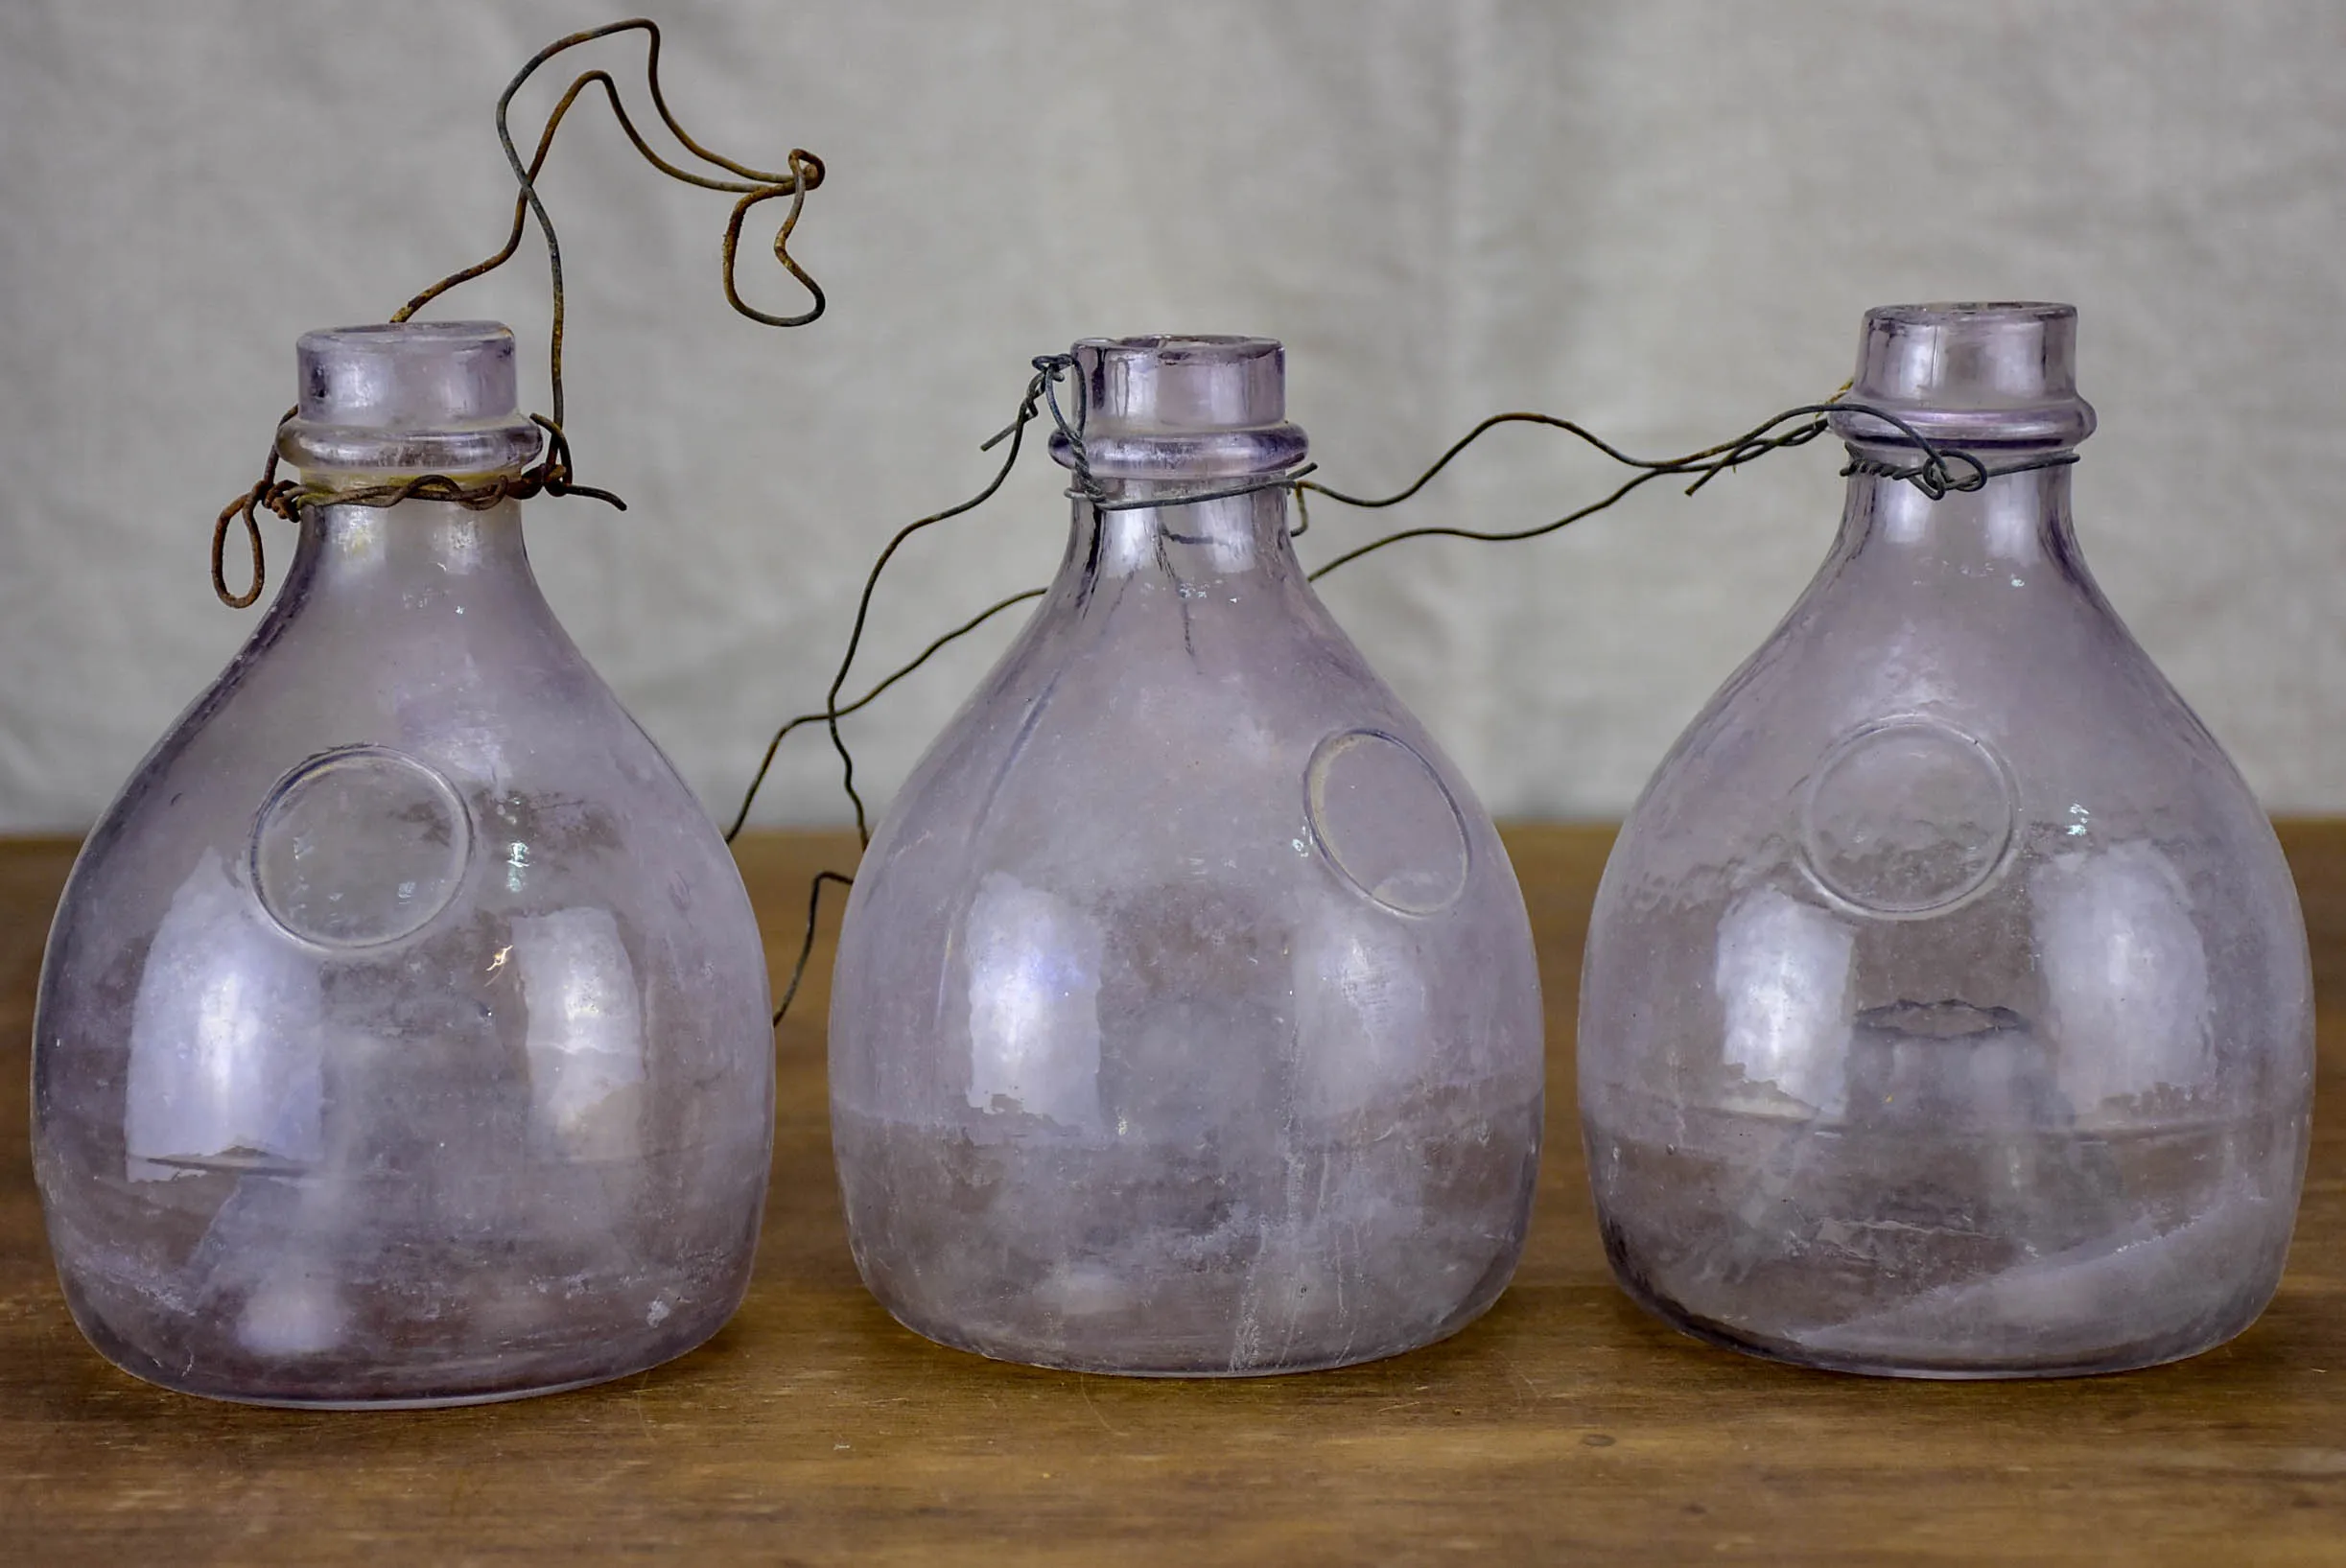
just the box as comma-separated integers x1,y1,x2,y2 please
1304,729,1471,916
1798,717,2016,918
251,745,472,948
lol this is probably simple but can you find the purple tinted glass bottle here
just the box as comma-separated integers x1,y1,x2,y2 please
1579,303,2313,1377
828,337,1544,1375
33,322,774,1406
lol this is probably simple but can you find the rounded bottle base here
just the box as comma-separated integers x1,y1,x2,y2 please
1602,1236,2274,1381
59,1282,746,1409
102,1370,634,1412
1581,1094,2303,1381
872,1288,1506,1379
832,1099,1542,1381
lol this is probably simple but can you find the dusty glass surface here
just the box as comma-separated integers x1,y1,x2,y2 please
829,337,1544,1375
1579,303,2314,1377
33,322,774,1407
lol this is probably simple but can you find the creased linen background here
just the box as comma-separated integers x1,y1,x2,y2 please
3,1,2339,830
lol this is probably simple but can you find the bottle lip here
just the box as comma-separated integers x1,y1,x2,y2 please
279,319,543,477
1868,300,2074,327
1828,300,2097,451
1051,334,1309,480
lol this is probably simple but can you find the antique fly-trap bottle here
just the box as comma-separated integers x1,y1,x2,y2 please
1579,302,2313,1376
33,322,774,1405
828,336,1545,1374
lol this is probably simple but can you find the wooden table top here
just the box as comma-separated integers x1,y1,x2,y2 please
3,824,2341,1565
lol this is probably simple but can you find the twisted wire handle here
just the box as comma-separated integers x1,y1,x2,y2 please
214,16,825,608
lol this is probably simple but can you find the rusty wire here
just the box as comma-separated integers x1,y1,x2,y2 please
391,16,826,422
723,585,1046,844
771,870,857,1027
1294,400,2077,579
735,372,2081,1023
722,362,1076,1028
212,414,623,608
814,357,1078,848
213,16,823,609
1293,410,1830,579
730,357,1088,1027
730,353,1321,854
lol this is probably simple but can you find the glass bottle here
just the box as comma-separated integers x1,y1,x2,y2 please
1579,302,2313,1377
828,336,1544,1375
32,321,774,1406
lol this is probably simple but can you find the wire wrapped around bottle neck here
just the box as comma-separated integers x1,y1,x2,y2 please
1074,467,1319,511
1839,447,2078,500
211,413,621,609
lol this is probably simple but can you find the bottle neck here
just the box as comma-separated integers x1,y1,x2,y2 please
1838,448,2079,571
1061,483,1301,591
276,497,553,623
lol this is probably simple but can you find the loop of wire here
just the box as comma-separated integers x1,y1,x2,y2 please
1077,467,1319,512
392,17,826,423
212,17,823,609
1839,448,2078,498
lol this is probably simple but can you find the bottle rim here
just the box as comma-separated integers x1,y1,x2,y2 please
1830,300,2097,451
1052,334,1308,480
280,319,542,478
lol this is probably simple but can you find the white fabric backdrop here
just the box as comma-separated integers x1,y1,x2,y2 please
4,0,2341,830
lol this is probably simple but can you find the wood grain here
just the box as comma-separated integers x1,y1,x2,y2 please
3,826,2341,1565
